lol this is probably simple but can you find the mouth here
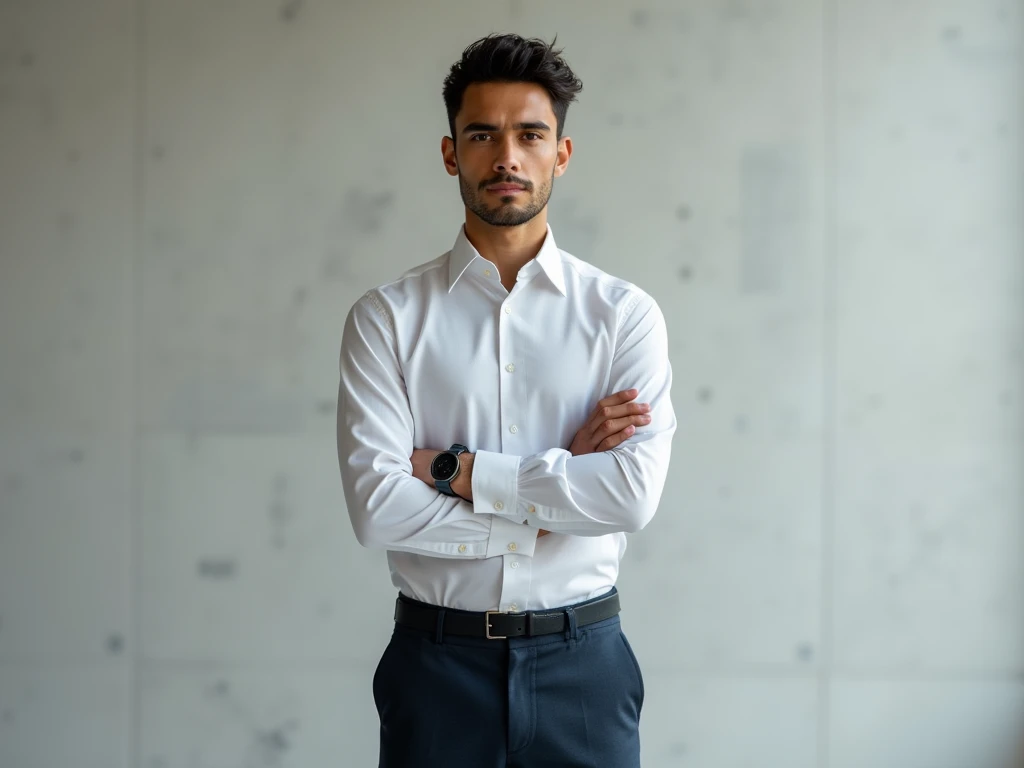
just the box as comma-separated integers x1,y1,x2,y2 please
486,184,527,194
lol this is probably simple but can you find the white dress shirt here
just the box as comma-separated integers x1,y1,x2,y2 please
337,223,676,612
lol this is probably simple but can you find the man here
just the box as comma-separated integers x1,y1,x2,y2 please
337,33,676,768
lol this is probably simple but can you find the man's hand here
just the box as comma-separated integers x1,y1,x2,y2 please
569,388,651,456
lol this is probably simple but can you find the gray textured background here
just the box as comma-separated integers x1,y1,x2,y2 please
1,1,1023,766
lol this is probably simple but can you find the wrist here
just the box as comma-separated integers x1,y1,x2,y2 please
452,452,474,501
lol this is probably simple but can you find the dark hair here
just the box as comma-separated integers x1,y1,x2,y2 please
442,34,583,140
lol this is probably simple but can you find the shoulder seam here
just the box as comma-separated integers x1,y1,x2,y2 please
362,289,394,334
616,292,646,334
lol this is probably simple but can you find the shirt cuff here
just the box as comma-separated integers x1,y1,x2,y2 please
471,449,523,522
485,515,538,559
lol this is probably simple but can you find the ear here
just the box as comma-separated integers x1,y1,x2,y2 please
441,136,458,177
553,135,573,178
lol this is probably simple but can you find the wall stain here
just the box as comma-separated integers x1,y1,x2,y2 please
198,558,237,579
107,633,124,655
345,189,395,236
270,472,291,550
203,677,301,766
254,722,297,760
280,0,302,22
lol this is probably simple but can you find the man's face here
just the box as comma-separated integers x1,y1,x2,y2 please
442,82,571,227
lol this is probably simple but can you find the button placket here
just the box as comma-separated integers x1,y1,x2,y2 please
499,298,522,449
498,553,532,613
494,286,532,614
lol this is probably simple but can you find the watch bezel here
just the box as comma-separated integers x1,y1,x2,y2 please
430,451,461,482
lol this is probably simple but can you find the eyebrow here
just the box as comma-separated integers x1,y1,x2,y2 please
461,121,551,134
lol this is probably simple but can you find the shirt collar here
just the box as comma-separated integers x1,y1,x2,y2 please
448,223,567,297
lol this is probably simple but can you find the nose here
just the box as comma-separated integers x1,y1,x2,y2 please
492,135,521,176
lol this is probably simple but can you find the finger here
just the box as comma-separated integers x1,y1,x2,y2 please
595,426,636,452
586,400,651,438
591,413,651,444
594,388,639,411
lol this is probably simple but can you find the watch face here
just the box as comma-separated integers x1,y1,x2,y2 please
431,452,459,481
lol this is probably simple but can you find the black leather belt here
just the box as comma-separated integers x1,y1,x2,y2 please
394,590,621,640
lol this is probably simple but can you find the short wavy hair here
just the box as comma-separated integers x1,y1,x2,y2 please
442,34,583,140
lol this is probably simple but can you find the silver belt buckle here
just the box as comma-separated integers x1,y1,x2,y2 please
485,610,508,640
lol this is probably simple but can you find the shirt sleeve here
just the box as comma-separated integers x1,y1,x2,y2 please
337,291,538,560
471,291,676,536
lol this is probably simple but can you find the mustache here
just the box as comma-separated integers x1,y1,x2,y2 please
479,174,533,191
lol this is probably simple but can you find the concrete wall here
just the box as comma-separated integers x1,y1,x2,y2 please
0,1,1021,766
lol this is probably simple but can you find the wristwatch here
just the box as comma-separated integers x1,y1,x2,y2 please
430,443,469,498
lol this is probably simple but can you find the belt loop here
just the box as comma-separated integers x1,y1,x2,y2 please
434,608,446,644
564,607,578,642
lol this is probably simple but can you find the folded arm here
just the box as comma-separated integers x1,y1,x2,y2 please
337,292,536,560
470,292,676,536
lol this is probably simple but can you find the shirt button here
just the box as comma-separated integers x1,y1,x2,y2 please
494,500,504,511
458,544,467,553
509,425,518,434
509,603,518,612
505,363,515,373
508,542,517,552
483,269,491,277
511,561,519,569
504,306,512,314
528,505,536,514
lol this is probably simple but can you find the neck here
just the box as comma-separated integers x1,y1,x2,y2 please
462,211,549,284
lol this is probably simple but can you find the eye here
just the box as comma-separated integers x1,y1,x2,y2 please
523,132,542,140
470,134,491,142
